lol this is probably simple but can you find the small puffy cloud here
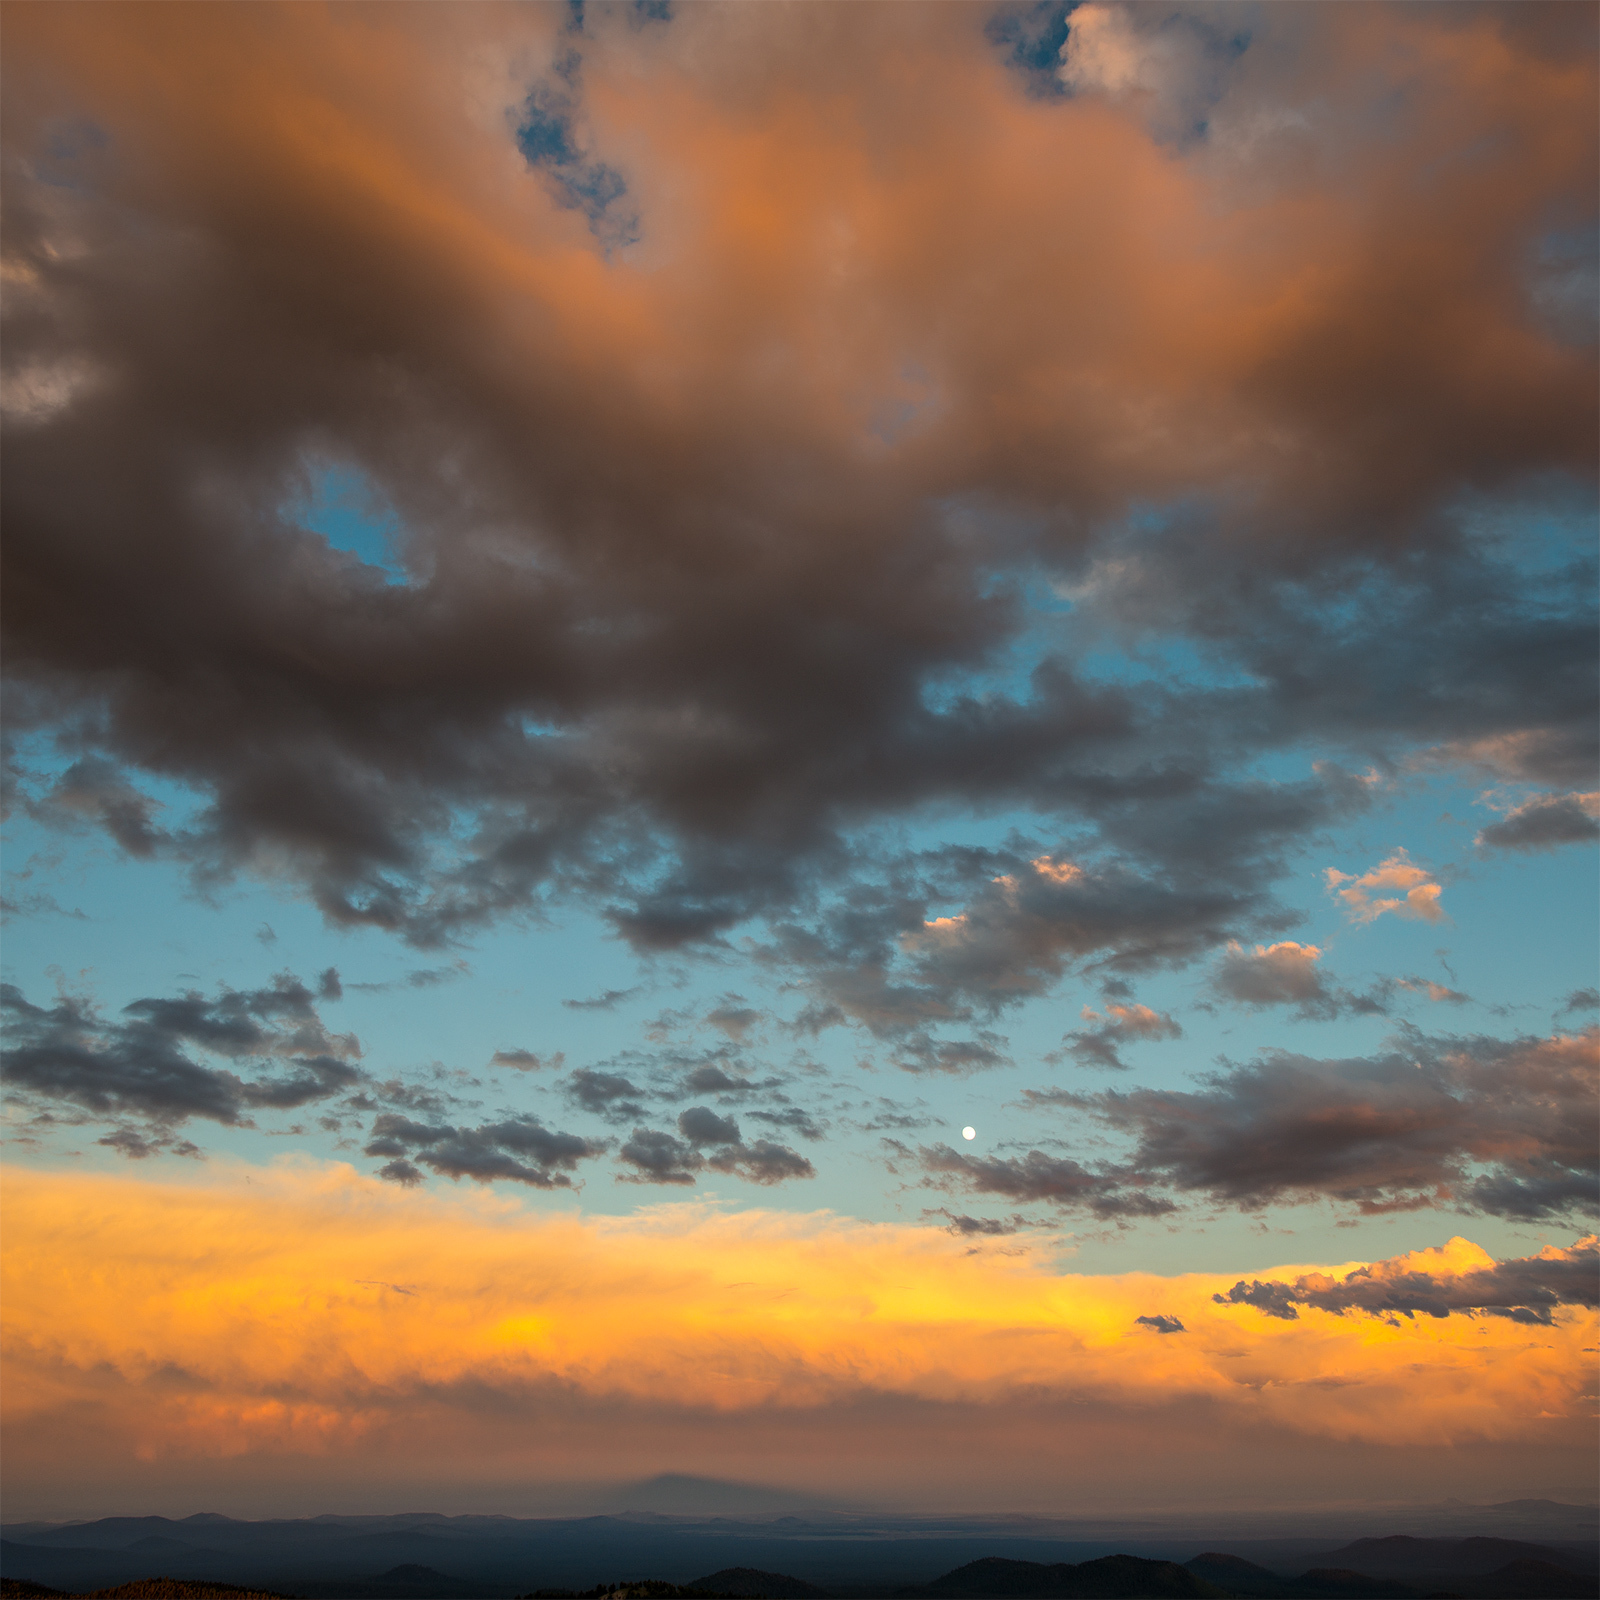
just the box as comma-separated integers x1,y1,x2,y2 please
1214,1236,1599,1327
618,1127,701,1186
491,1047,564,1071
1063,1002,1181,1070
1325,851,1444,925
618,1111,816,1187
364,1112,607,1189
678,1105,741,1146
1214,941,1327,1006
1476,791,1600,853
705,1003,762,1041
1133,1314,1185,1334
566,1067,648,1118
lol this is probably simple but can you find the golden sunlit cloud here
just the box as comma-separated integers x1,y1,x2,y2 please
4,1162,1591,1475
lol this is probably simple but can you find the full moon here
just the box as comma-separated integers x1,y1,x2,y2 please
961,1126,976,1140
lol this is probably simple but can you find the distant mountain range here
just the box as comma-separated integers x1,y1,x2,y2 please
1,1507,1594,1600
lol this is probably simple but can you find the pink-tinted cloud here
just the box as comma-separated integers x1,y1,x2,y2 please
1326,851,1445,924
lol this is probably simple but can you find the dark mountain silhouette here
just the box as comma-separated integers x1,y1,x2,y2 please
83,1584,289,1600
1469,1558,1598,1599
1312,1538,1594,1577
287,1566,484,1599
1183,1555,1289,1595
911,1555,1226,1597
687,1570,830,1597
1288,1573,1424,1599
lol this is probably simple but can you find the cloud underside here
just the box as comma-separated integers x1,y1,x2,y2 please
0,1,1591,1013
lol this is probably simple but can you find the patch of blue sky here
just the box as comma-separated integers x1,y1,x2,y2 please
3,731,212,835
290,463,408,582
1450,475,1599,580
985,1,1078,100
515,47,639,251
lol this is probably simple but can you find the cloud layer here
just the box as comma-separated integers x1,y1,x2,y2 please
3,1164,1592,1505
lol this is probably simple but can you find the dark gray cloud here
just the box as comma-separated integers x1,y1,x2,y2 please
1061,1001,1181,1070
919,1143,1177,1222
363,1111,606,1188
679,1062,783,1099
616,1107,816,1187
1476,791,1600,852
617,1126,701,1186
97,1126,203,1161
1559,987,1600,1014
1,974,363,1137
1208,940,1402,1022
1033,1027,1600,1220
565,1065,650,1118
924,1209,1037,1237
746,1105,825,1141
1213,1236,1599,1326
1134,1314,1186,1334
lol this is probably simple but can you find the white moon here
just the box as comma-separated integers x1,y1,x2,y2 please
961,1125,976,1140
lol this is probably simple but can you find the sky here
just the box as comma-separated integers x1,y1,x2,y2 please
1,0,1597,1523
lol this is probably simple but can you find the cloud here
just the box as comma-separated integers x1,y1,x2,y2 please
562,988,641,1012
1213,940,1329,1007
0,1,1589,983
1214,1236,1599,1327
679,1062,785,1099
619,1107,816,1188
1325,851,1445,925
1061,1001,1181,1070
362,1112,607,1189
565,1066,649,1119
1133,1314,1185,1334
1476,790,1600,852
1043,1027,1600,1219
705,1003,761,1042
490,1047,565,1071
1210,941,1433,1021
1057,3,1240,143
0,974,363,1136
919,1143,1176,1222
5,1164,1593,1487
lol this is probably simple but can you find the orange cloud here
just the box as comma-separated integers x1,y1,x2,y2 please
1326,850,1445,924
3,1163,1592,1483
